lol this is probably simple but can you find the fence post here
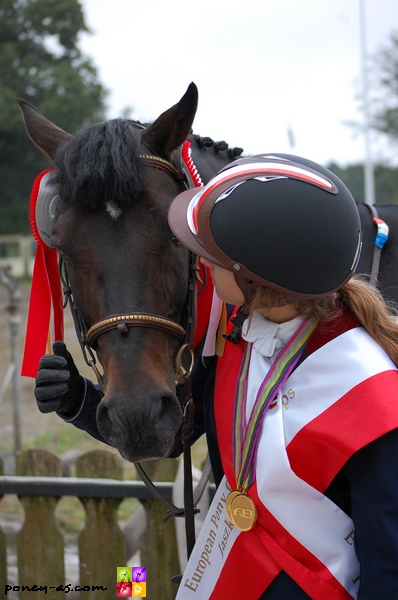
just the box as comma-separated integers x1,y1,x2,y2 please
16,449,64,600
76,450,126,598
0,265,22,455
0,456,6,600
138,458,180,600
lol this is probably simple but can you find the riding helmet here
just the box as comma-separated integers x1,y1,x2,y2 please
168,153,362,300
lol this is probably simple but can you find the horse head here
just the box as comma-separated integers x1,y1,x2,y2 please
20,84,199,462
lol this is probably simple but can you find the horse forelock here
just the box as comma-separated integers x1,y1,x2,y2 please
53,119,146,211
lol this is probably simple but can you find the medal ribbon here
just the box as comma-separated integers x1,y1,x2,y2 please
234,316,318,491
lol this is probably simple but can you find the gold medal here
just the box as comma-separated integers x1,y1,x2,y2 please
225,490,242,523
229,492,257,531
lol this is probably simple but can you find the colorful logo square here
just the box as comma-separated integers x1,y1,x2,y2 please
116,582,132,597
116,567,146,597
132,582,146,597
132,567,146,582
117,567,132,582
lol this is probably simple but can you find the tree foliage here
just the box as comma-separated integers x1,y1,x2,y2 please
327,161,398,206
0,0,107,234
370,30,398,146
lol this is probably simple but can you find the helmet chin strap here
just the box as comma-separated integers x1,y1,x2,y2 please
222,303,250,344
222,275,255,344
234,273,258,306
223,274,303,344
236,272,308,307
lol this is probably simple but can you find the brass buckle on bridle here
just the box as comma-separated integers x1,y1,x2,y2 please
174,343,195,385
81,341,105,393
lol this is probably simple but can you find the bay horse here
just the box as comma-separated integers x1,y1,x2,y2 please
19,83,240,464
19,83,398,465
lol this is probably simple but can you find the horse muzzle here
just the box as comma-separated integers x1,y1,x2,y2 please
96,387,183,462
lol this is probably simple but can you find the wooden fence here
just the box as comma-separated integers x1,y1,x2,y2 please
0,448,193,600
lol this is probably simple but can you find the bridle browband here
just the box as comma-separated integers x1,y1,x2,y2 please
138,154,186,182
60,151,204,566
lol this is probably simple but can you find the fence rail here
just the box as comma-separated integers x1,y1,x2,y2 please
0,447,211,600
0,476,174,500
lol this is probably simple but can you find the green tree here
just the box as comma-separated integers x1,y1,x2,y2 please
0,0,107,234
369,30,398,146
327,161,398,205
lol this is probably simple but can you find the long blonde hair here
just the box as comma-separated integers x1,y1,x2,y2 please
251,276,398,366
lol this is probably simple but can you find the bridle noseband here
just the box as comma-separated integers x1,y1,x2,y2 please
86,313,186,346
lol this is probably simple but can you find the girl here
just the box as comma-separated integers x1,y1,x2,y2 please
36,154,398,599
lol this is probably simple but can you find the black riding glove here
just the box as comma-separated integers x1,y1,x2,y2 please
35,341,84,416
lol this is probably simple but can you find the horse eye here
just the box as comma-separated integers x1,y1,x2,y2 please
172,236,182,247
58,251,71,264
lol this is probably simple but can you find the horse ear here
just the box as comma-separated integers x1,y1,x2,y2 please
141,82,198,159
19,98,73,159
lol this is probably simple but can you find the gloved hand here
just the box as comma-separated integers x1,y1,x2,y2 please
35,341,84,415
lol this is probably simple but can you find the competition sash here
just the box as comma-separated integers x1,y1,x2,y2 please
177,327,398,599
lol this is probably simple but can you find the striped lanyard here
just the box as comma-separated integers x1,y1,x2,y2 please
234,316,318,491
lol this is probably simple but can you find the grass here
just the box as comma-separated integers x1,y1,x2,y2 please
26,424,209,471
2,421,144,535
55,496,142,535
1,489,142,536
0,494,24,522
24,427,97,455
1,427,209,535
6,403,209,536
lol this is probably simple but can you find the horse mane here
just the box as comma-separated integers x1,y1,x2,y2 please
52,117,244,211
190,133,244,159
53,119,146,211
129,121,245,159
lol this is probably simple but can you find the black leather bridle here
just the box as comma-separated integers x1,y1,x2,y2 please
59,153,207,564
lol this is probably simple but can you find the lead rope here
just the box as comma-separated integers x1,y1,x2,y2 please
170,250,200,560
133,251,201,573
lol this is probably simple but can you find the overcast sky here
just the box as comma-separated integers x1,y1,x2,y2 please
78,0,398,167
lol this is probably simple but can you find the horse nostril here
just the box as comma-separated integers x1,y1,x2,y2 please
96,402,119,445
95,389,183,462
154,392,182,440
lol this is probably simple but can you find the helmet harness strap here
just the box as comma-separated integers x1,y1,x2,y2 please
222,274,256,344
